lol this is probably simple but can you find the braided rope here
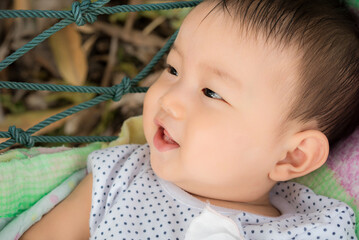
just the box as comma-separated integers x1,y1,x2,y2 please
0,81,148,95
0,1,201,20
0,0,201,150
0,1,200,71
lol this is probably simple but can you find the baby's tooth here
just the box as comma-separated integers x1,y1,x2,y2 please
164,133,174,144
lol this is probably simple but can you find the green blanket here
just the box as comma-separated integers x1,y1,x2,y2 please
0,115,145,219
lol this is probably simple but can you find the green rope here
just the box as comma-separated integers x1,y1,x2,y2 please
0,19,74,71
0,1,201,20
0,81,148,95
0,0,201,150
0,1,200,71
1,94,111,149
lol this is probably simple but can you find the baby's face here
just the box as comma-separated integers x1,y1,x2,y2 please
143,2,300,204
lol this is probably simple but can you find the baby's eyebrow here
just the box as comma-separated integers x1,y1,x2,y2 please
170,43,182,57
201,63,240,85
170,42,239,85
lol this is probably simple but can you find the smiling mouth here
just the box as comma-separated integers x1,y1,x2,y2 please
153,126,180,152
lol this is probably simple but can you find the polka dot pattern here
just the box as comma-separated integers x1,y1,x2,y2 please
88,144,356,239
238,182,357,239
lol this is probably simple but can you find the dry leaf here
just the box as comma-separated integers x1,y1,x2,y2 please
0,106,71,137
31,0,73,11
49,24,88,86
13,0,30,10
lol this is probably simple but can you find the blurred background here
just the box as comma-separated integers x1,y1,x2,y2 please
1,0,358,150
0,0,191,149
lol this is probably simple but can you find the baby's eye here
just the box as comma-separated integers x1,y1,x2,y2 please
202,88,223,100
166,64,178,76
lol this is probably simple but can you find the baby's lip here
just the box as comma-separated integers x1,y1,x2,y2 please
154,119,179,145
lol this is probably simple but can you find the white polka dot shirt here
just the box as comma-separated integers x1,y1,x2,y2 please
87,144,357,240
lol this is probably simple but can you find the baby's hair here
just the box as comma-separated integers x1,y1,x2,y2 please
206,0,359,148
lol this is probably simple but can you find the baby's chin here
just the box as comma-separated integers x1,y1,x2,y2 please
148,153,175,181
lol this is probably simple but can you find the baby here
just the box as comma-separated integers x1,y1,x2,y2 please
21,0,359,239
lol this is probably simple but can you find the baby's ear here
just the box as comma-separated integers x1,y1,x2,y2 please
269,130,329,181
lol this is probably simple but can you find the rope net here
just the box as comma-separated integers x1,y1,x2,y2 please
0,0,201,150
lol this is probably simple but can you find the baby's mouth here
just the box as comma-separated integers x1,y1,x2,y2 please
153,126,180,152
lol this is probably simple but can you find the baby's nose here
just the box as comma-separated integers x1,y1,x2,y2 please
159,89,187,120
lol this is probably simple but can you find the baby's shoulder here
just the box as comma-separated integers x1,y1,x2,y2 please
88,144,148,159
271,181,356,238
87,144,150,174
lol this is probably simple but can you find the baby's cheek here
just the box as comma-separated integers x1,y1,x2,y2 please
143,88,158,129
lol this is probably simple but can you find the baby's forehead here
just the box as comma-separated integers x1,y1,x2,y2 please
188,0,313,51
179,1,301,64
181,0,286,49
176,1,300,104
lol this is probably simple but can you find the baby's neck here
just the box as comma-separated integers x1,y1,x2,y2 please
190,193,281,217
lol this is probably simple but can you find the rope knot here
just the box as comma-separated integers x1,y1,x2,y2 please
112,76,132,101
71,0,98,26
8,126,35,148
